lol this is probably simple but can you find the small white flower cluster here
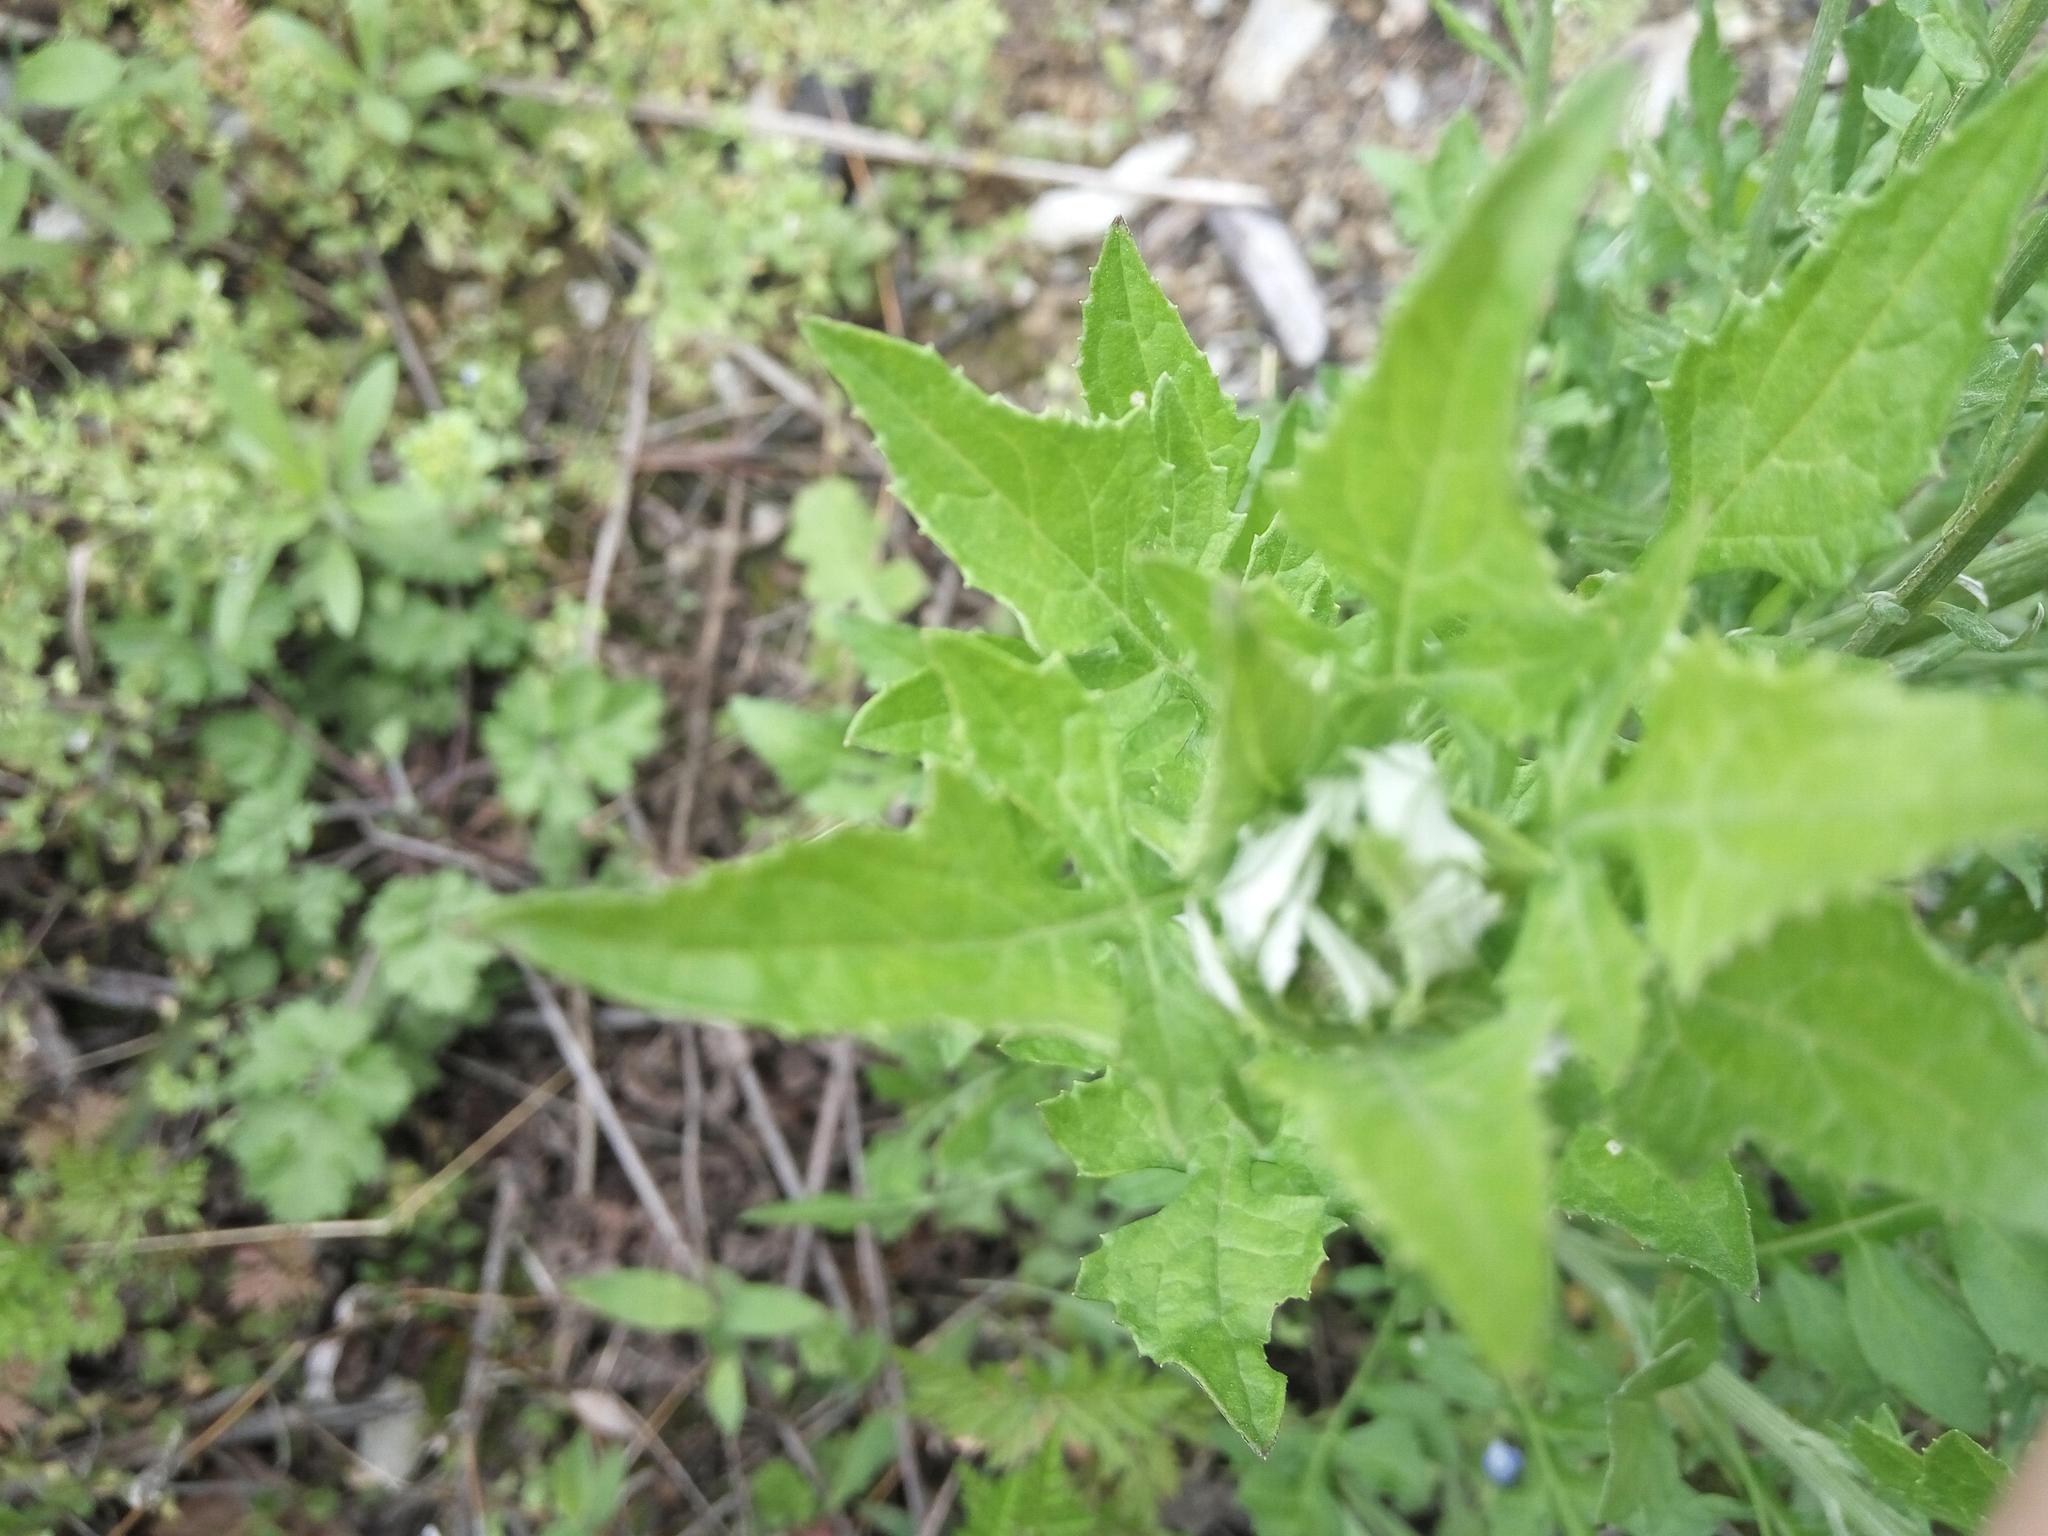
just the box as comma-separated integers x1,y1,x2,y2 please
1184,743,1503,1023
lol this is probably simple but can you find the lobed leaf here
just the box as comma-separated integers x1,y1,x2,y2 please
1075,1137,1336,1451
1619,898,2048,1232
1080,220,1259,505
804,317,1174,671
479,773,1140,1047
1589,641,2048,986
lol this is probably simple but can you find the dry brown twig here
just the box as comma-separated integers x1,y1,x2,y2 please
454,1172,522,1536
366,249,444,413
838,1039,930,1524
663,479,746,871
582,322,656,659
519,962,705,1277
480,77,1273,210
77,1067,571,1259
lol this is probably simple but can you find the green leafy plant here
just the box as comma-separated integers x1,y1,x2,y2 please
489,46,2048,1529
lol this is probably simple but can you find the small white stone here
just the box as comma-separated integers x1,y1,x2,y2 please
1214,0,1338,110
565,279,613,332
1023,134,1195,251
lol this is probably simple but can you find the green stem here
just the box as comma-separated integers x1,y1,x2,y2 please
1740,0,1852,291
1752,1199,1942,1262
1845,387,2048,655
1523,0,1556,124
1995,207,2048,321
1992,0,2048,77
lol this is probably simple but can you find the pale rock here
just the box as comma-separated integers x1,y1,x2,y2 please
1382,69,1425,131
1208,206,1330,367
1378,0,1431,38
1023,133,1194,251
1214,0,1338,109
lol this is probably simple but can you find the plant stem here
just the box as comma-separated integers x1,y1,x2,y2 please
1524,0,1556,123
1845,393,2048,655
1740,0,1851,291
1752,1199,1941,1262
1995,208,2048,321
1992,0,2048,77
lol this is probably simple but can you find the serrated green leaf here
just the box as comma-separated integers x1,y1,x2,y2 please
1074,1137,1335,1450
924,632,1131,883
566,1268,716,1332
1590,641,2048,986
480,773,1136,1046
1676,67,2048,584
1255,1016,1555,1375
1850,1411,2009,1531
1080,221,1258,504
1502,859,1650,1085
846,666,954,757
1952,1220,2048,1366
1619,898,2048,1231
900,1348,1195,1508
1146,374,1240,569
805,317,1175,671
1556,1128,1757,1291
1843,1242,1994,1436
1041,1072,1180,1177
1277,69,1629,670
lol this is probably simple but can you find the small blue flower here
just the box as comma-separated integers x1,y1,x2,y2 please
1482,1437,1525,1487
